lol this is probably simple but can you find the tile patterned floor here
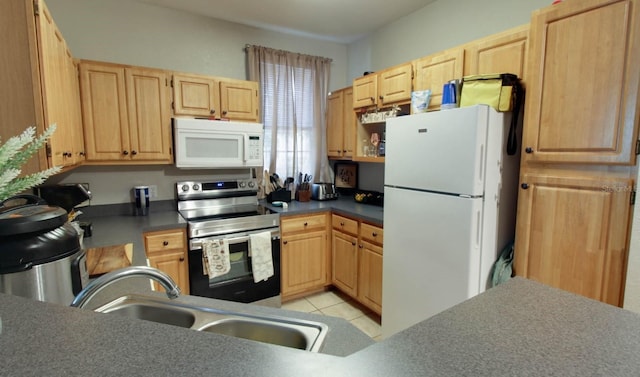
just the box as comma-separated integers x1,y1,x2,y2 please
282,290,383,341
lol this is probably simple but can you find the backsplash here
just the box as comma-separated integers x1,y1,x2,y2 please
44,163,385,206
44,165,253,206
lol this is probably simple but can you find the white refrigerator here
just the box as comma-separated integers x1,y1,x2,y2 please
381,105,520,337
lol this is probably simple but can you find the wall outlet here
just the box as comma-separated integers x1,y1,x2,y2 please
149,185,158,198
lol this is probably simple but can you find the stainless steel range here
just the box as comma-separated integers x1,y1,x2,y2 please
177,179,281,304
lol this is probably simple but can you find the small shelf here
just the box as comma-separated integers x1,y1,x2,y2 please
352,156,385,163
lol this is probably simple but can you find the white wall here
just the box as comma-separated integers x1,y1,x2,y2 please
347,0,550,80
47,0,348,89
45,0,349,205
47,0,552,204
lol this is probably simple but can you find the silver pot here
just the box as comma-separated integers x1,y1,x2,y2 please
0,195,88,305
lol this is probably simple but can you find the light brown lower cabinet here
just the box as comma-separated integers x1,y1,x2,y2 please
331,214,383,314
332,215,359,297
358,240,383,315
280,213,330,300
143,228,190,295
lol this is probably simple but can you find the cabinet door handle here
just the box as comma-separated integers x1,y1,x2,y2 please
122,150,129,155
131,150,138,156
525,147,533,154
379,95,383,100
370,97,374,102
521,183,529,190
179,257,185,262
283,240,288,245
372,232,378,237
222,110,228,115
359,244,363,249
163,241,169,246
340,222,345,226
352,241,356,246
210,109,216,114
303,222,308,226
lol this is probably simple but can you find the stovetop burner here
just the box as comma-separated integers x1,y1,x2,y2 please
177,179,279,239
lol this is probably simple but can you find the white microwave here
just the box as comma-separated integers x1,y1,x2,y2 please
174,118,264,169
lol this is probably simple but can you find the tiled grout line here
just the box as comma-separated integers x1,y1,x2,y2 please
282,292,383,340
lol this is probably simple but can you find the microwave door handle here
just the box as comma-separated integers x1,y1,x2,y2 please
243,134,249,162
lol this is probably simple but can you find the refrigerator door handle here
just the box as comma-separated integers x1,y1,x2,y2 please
475,210,482,248
477,144,485,185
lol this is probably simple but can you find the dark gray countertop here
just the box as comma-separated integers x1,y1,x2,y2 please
262,196,384,225
2,278,640,376
73,198,380,358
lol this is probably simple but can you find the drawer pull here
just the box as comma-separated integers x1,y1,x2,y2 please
372,232,378,237
304,222,308,226
283,240,288,245
163,241,169,246
179,257,185,262
352,241,356,246
340,222,345,226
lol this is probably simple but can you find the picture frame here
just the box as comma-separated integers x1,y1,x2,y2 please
334,162,358,190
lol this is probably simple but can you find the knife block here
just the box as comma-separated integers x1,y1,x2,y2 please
296,190,311,202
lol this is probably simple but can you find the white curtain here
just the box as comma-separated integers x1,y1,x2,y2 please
247,45,333,185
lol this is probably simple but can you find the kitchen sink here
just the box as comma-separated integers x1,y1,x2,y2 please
94,295,328,352
199,318,319,350
99,302,196,328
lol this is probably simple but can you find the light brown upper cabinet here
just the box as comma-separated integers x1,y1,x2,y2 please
352,63,413,109
172,73,260,122
377,63,413,106
463,24,529,80
1,0,84,173
521,0,640,165
327,87,355,159
353,73,378,109
413,48,464,111
79,61,172,164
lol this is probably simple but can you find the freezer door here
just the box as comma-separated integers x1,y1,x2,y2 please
385,105,500,196
381,186,485,337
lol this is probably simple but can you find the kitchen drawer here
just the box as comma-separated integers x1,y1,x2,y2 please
144,229,186,254
360,223,383,246
281,213,327,233
332,214,358,235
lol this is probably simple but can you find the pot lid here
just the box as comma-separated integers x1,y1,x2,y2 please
0,204,68,236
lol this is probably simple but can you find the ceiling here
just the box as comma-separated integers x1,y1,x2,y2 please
136,0,437,43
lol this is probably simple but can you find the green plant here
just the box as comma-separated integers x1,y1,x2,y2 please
0,125,60,202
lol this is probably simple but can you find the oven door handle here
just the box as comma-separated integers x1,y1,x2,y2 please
190,230,280,251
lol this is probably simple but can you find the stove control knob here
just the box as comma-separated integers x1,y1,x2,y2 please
181,184,190,192
239,181,246,188
192,184,200,191
248,181,255,188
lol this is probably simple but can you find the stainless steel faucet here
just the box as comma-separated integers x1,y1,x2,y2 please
70,266,181,308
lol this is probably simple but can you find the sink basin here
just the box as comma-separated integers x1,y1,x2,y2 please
100,303,196,328
94,295,328,352
199,318,321,350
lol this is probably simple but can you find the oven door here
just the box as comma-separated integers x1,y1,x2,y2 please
188,228,280,303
